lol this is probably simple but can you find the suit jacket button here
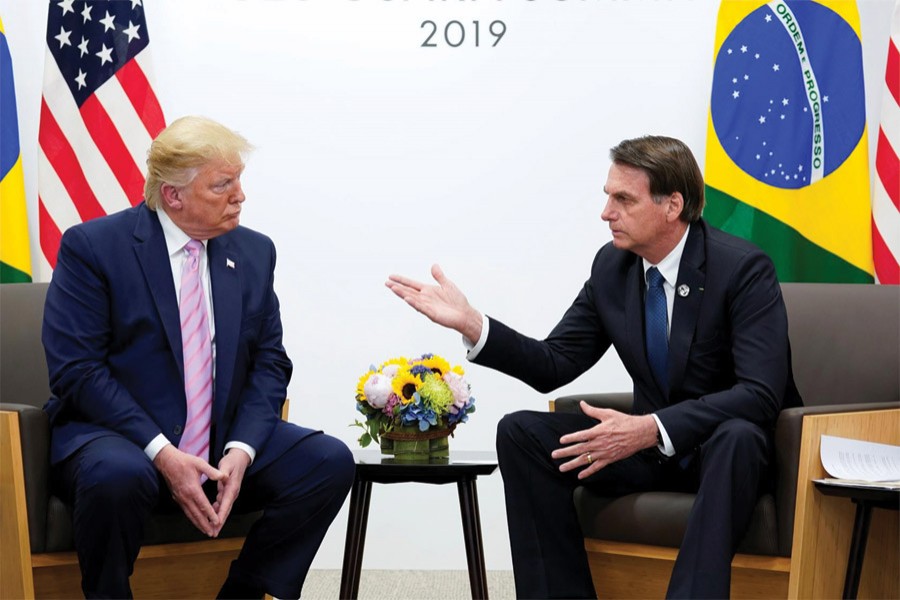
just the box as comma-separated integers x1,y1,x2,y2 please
173,425,183,435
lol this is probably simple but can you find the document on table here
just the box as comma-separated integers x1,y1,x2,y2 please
815,435,900,491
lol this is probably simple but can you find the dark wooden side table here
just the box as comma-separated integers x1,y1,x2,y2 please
339,450,499,600
813,480,900,599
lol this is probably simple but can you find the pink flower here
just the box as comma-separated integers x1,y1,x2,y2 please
363,373,393,409
443,371,470,410
382,393,401,415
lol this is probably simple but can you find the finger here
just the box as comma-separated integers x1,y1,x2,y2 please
180,497,217,536
576,459,611,480
551,441,588,460
431,264,447,285
215,485,238,526
558,425,598,446
387,274,425,291
199,461,226,482
579,401,612,420
179,485,219,531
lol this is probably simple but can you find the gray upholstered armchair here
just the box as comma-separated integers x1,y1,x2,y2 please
554,283,900,598
0,282,266,598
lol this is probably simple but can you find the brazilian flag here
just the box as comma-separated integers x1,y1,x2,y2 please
705,0,873,283
1,15,32,284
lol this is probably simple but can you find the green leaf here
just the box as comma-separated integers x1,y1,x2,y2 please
359,432,372,447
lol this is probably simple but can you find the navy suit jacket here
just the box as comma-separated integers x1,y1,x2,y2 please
43,203,307,470
474,220,801,453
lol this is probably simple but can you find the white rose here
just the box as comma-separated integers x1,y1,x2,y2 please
364,373,393,409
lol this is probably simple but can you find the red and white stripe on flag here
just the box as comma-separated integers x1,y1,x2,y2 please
872,2,900,284
38,0,164,280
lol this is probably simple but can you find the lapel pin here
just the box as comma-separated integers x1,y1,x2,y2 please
677,284,690,297
226,258,235,269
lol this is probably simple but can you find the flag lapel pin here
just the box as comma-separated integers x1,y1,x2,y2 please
226,258,235,269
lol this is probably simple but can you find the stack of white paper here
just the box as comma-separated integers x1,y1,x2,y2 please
816,435,900,491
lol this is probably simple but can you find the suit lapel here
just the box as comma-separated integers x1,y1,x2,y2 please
133,205,183,375
668,223,707,393
208,235,242,424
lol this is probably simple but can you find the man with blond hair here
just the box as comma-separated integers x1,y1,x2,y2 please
43,116,354,599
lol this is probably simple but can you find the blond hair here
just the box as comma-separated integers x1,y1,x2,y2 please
144,116,253,210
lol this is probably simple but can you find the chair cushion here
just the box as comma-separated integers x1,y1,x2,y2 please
43,495,264,553
574,489,781,557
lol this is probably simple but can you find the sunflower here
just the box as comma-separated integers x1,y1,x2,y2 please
356,370,374,403
417,355,451,378
451,364,465,377
391,368,421,404
380,356,409,370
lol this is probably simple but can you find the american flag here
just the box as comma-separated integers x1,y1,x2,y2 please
38,0,164,278
872,2,900,284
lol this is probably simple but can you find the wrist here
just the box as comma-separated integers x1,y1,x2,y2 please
463,308,484,342
644,415,660,449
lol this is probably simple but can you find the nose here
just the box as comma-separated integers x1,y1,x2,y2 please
232,181,245,203
601,197,614,222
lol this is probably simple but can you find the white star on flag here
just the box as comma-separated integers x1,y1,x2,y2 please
54,27,72,48
95,43,113,65
100,11,116,32
123,21,141,43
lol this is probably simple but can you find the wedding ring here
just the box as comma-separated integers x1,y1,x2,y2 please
585,453,593,464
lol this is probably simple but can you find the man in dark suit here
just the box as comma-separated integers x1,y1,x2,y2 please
43,116,355,599
386,135,801,599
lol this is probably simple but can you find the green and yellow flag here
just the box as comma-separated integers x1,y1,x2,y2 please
705,0,873,282
0,15,32,283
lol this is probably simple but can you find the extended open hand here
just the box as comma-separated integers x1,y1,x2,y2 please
386,264,484,342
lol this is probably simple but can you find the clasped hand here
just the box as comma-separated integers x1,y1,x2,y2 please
154,445,251,537
551,401,659,479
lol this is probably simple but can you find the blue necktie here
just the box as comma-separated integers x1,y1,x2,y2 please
645,267,668,391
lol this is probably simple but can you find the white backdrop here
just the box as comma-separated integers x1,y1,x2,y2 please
3,0,894,572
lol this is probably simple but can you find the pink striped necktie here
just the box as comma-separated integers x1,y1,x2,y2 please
178,239,212,466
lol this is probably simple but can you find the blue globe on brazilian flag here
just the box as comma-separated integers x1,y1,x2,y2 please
705,0,873,282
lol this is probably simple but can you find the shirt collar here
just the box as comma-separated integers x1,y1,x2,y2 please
156,207,207,257
643,224,690,287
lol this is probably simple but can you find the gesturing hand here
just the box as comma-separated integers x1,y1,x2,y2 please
386,264,484,342
550,401,659,479
154,445,226,537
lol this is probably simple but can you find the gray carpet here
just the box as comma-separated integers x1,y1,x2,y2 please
300,570,516,599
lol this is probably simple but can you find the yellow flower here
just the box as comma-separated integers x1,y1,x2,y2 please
380,356,409,370
391,368,420,404
451,365,465,376
356,370,373,403
417,355,452,378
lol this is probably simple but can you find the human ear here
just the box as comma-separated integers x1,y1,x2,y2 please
160,183,183,210
666,192,684,222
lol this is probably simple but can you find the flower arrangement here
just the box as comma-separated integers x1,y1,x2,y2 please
353,354,476,448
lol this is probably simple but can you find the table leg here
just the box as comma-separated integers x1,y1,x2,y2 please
457,477,488,600
842,500,873,600
340,476,372,600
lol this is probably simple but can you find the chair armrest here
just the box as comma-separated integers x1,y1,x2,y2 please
773,401,899,556
0,403,51,553
552,393,634,414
